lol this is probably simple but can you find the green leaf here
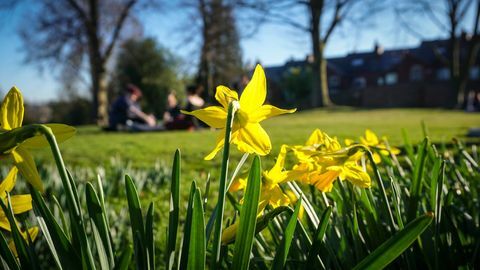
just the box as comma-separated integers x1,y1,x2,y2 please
179,181,197,270
86,183,114,266
271,198,302,269
407,138,429,221
353,213,434,270
125,174,146,269
188,188,206,270
167,149,180,270
91,221,110,270
114,245,133,270
30,186,80,268
0,230,20,270
0,196,36,269
307,206,332,265
145,202,155,270
232,156,262,270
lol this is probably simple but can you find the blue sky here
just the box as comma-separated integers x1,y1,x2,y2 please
0,2,472,102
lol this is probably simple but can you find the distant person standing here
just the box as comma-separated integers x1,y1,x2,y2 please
108,84,160,131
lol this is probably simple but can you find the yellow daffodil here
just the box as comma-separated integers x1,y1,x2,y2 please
289,129,371,192
0,167,33,231
182,65,296,160
260,145,291,208
0,87,76,191
345,129,400,163
223,147,292,244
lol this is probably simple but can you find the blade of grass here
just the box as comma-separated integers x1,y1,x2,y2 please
188,188,206,270
146,202,155,270
0,196,35,269
30,186,80,267
353,213,434,270
0,229,20,270
271,198,302,269
179,181,197,270
91,221,109,270
85,183,114,266
232,156,261,270
167,149,181,270
125,175,146,269
306,206,332,265
407,138,429,221
114,245,133,270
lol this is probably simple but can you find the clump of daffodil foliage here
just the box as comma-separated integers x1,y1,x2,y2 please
0,66,478,270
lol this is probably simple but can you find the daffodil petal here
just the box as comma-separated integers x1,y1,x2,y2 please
343,163,371,188
215,86,239,109
0,86,24,131
0,218,11,231
11,147,43,192
344,138,355,146
0,166,18,195
204,132,226,160
228,177,247,192
310,169,340,192
9,227,39,256
268,185,290,208
235,123,271,156
22,124,76,149
239,65,266,112
361,129,379,146
11,195,33,214
249,105,296,122
181,106,227,129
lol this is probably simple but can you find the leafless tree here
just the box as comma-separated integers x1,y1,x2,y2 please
238,0,384,108
5,0,156,125
396,0,480,108
178,0,244,101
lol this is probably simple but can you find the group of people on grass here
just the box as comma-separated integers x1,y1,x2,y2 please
108,84,206,132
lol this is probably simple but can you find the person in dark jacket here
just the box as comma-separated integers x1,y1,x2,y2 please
108,84,162,131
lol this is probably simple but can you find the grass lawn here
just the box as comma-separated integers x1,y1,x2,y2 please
33,108,480,171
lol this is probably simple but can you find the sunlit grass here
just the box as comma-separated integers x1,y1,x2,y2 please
34,108,480,170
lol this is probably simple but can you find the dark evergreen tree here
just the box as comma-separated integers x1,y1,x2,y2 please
113,38,185,117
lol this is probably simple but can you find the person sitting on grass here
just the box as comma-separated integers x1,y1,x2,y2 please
163,90,193,130
108,84,163,132
184,84,206,129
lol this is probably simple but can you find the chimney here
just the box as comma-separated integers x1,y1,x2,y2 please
374,41,384,55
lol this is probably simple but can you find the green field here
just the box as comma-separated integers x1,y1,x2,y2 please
34,108,480,170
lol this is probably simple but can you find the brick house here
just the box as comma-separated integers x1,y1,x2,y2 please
264,38,480,108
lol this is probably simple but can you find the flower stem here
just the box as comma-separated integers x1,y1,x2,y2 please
211,102,236,268
37,124,96,269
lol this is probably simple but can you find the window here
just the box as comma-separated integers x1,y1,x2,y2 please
470,66,480,80
409,65,423,81
436,68,450,80
385,73,398,85
351,59,364,66
329,75,340,87
352,77,366,89
377,77,384,86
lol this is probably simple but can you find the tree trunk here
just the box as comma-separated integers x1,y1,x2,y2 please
310,4,320,108
319,45,332,107
310,1,332,108
90,65,109,126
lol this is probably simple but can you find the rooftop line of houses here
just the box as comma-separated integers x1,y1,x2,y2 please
264,38,480,108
